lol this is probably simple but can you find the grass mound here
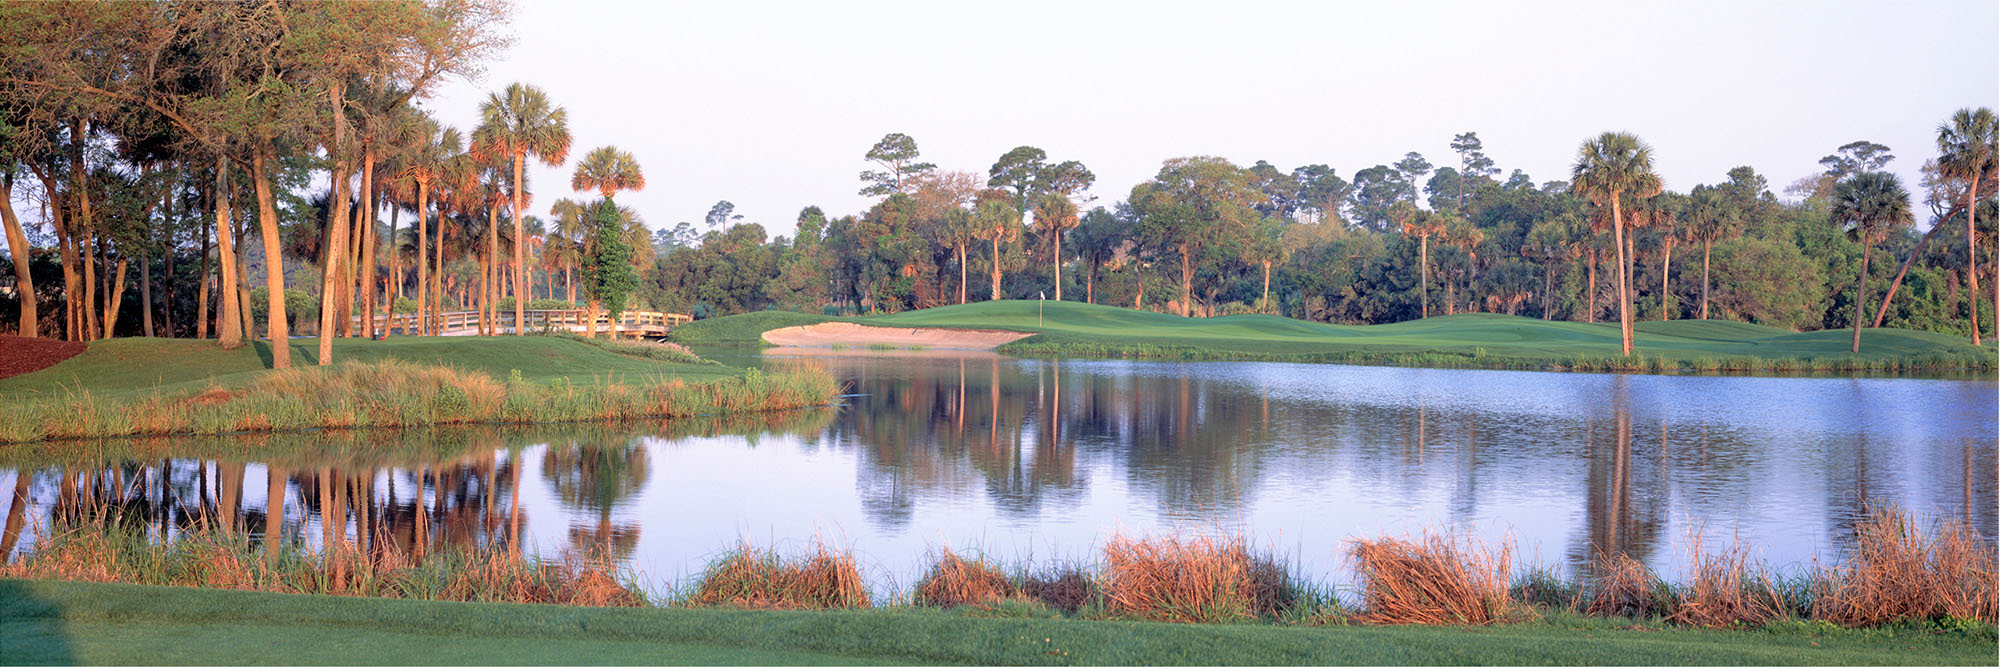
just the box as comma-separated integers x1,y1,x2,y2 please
1348,532,1523,625
688,542,870,610
912,549,1019,609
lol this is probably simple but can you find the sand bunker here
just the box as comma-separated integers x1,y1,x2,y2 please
761,321,1034,350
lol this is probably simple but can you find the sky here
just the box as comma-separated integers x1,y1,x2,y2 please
421,0,1997,239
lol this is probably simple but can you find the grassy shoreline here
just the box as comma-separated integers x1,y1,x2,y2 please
673,302,1997,373
4,579,1990,665
0,336,841,444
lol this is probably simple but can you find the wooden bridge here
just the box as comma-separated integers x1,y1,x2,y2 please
358,309,693,338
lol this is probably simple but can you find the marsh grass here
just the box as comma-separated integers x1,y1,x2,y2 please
1098,534,1301,623
1347,532,1526,625
912,549,1021,609
2,523,644,607
1811,508,1998,627
0,359,838,444
686,541,871,610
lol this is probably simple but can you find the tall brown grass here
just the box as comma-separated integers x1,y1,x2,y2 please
1812,509,1998,626
1348,532,1524,625
1,526,644,607
1584,551,1669,619
913,549,1019,609
0,359,838,444
688,542,870,610
1664,535,1787,629
1099,534,1293,623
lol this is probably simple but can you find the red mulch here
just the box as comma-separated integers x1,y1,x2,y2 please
0,335,86,380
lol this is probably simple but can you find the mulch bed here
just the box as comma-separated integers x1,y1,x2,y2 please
0,335,86,380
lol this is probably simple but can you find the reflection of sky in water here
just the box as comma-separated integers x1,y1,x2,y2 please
4,353,1994,593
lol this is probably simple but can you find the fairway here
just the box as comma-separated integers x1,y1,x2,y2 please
0,336,741,403
673,300,1994,369
3,580,1989,666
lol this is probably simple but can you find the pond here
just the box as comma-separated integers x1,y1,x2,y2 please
3,351,1994,590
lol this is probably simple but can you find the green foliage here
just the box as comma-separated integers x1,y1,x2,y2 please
582,199,638,319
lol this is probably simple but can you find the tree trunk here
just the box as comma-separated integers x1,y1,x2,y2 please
358,151,377,338
1700,240,1712,320
512,152,528,336
1179,244,1193,317
215,155,243,348
1611,194,1633,356
197,199,212,340
252,148,291,369
483,204,497,335
1660,242,1672,320
317,82,351,366
1852,244,1870,353
956,242,967,305
140,251,154,336
1261,260,1272,313
0,175,35,337
1969,175,1984,345
1052,233,1063,301
102,258,127,338
1543,260,1553,321
1419,234,1429,318
431,201,444,335
416,181,430,336
385,205,399,331
990,236,1002,300
72,119,99,341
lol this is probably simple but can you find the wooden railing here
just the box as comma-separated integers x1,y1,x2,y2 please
355,309,693,337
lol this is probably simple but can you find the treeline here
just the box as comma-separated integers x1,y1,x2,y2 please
0,2,1994,362
642,123,1995,353
0,1,654,367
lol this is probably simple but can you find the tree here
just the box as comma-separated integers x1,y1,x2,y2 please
1395,202,1442,318
1393,152,1432,205
1450,132,1497,210
704,200,742,230
581,200,636,336
0,115,34,337
971,197,1019,301
1828,172,1914,352
1934,107,1997,344
1244,216,1286,313
1292,164,1352,226
1130,156,1264,316
475,82,569,337
571,145,645,200
1031,191,1079,300
858,132,934,197
987,145,1046,209
1071,206,1131,305
1571,132,1662,356
1683,184,1742,319
1349,165,1404,231
1523,214,1583,320
392,118,465,336
1820,140,1894,181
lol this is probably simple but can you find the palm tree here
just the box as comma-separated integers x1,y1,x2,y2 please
971,198,1020,301
570,146,645,201
549,198,589,305
1571,132,1662,356
389,118,464,335
1830,172,1914,353
1683,184,1741,319
475,83,571,336
1396,202,1442,317
1935,107,1997,344
1031,191,1079,300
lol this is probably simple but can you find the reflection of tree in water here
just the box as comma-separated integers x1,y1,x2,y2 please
541,438,649,560
1094,371,1270,518
1571,377,1666,572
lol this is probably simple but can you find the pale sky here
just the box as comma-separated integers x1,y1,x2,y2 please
354,0,2000,238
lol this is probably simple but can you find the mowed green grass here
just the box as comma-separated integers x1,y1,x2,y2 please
0,335,740,403
3,580,1988,665
675,301,1993,368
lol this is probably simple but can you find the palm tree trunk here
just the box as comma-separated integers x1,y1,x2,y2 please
512,152,528,336
358,153,378,338
1611,195,1633,356
431,211,444,335
1543,260,1553,321
1419,235,1429,318
0,175,36,337
140,251,154,336
102,258,127,338
1052,234,1062,301
215,155,243,347
416,182,429,336
1179,244,1193,317
197,200,212,340
1262,260,1272,313
1660,242,1672,320
317,87,352,365
252,148,291,369
957,242,967,304
1970,176,1985,345
1700,240,1712,320
990,236,1002,300
1871,216,1948,328
1587,247,1597,324
1852,244,1870,353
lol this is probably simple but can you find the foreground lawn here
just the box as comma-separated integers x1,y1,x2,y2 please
0,335,739,403
675,301,1994,370
3,580,1989,665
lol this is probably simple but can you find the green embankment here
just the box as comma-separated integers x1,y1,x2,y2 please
3,580,1989,665
0,336,740,403
673,301,1995,370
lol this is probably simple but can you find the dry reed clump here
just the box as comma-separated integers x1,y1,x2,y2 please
1100,534,1267,623
1585,551,1670,618
0,525,645,608
1347,532,1524,625
688,542,870,610
1812,508,1998,626
913,549,1018,608
1665,535,1787,629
